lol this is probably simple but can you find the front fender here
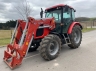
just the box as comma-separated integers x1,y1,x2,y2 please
67,22,83,34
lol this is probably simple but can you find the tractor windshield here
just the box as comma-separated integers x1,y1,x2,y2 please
45,9,61,23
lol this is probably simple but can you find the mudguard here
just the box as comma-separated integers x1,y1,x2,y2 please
67,22,83,34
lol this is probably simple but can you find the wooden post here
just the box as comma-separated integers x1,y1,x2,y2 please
86,22,87,29
11,29,12,38
91,21,92,28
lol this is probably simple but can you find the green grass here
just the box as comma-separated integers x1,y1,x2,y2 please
0,38,10,46
82,28,96,33
0,28,96,46
0,30,12,46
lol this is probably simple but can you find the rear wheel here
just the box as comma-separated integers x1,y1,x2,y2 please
68,25,82,49
39,34,61,60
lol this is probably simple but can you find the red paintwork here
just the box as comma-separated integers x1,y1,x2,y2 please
45,4,74,10
13,20,26,44
3,17,55,69
67,22,82,34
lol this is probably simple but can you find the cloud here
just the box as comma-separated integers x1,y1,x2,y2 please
71,0,96,17
0,0,96,22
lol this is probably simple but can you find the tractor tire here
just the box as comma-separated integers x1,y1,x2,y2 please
39,34,61,61
28,43,40,52
68,25,82,49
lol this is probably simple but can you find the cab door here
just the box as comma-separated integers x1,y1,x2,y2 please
51,9,62,33
61,7,74,33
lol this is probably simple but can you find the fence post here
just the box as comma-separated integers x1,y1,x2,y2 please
11,29,12,38
86,22,87,29
91,21,92,28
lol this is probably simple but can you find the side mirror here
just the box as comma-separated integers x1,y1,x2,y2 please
74,10,76,12
40,8,43,18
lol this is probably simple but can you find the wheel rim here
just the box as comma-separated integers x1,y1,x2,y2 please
48,40,59,56
73,29,81,44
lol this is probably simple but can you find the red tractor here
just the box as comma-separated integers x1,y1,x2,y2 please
3,4,82,69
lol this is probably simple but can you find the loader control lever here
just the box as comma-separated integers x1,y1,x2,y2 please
40,8,43,18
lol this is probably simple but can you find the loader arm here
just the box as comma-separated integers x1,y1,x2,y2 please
3,17,55,69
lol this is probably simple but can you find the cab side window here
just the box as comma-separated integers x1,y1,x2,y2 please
63,8,71,18
72,9,75,21
53,11,61,23
63,7,72,25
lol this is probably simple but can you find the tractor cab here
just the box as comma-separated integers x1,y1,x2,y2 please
45,4,76,33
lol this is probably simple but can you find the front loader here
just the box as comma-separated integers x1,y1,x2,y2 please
3,4,82,69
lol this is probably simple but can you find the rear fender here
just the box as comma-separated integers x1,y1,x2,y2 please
67,22,83,34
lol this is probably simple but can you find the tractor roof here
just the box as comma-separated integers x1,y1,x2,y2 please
45,4,74,11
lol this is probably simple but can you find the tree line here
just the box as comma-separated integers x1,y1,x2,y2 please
0,17,96,30
75,17,96,22
0,20,16,30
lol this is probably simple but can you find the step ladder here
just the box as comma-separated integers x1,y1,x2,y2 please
63,33,71,44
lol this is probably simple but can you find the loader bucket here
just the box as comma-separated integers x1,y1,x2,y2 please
3,44,23,69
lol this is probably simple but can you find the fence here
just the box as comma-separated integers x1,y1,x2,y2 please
80,21,96,28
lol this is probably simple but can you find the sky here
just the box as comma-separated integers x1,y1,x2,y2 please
0,0,96,23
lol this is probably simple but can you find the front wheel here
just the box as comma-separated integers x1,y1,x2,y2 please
68,25,82,49
39,34,61,60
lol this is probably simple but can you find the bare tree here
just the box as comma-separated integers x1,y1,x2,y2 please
12,0,32,46
14,0,32,20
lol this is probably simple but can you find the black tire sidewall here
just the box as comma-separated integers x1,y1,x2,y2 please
28,43,40,52
39,34,61,60
69,25,82,48
46,36,61,59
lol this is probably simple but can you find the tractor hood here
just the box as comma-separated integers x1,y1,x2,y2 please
28,17,55,30
36,18,55,25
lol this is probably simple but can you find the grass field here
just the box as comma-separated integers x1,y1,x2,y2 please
0,28,96,46
82,28,96,33
0,30,12,46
